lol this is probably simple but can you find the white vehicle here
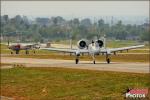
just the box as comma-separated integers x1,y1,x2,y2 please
40,38,144,64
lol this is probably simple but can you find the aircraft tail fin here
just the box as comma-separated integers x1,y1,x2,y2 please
103,35,106,48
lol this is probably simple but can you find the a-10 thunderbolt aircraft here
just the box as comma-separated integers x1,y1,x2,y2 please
40,37,144,64
8,42,40,54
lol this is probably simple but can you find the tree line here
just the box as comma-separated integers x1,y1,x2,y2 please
1,15,149,42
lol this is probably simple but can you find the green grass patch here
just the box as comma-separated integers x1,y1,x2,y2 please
0,43,8,49
1,67,150,100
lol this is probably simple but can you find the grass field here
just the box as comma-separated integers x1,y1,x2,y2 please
1,67,150,100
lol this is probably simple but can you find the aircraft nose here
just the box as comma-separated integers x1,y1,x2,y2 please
75,51,80,56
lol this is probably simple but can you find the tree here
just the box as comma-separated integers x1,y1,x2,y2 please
140,31,150,41
1,15,148,42
98,19,104,27
80,18,92,28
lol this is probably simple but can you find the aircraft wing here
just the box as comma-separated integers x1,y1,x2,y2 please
100,45,144,53
25,44,40,49
40,47,89,53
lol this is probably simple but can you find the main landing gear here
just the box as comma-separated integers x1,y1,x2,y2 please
93,60,95,64
106,54,111,64
33,50,36,54
10,50,19,54
106,58,110,64
91,54,96,64
25,50,29,54
75,56,79,64
16,50,19,54
75,54,111,64
11,51,13,54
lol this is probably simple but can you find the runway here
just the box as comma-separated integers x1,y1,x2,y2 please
1,57,149,73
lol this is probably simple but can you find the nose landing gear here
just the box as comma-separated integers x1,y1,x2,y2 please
75,58,79,64
93,60,95,64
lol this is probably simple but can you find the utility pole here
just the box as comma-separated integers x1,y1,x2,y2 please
0,33,3,41
69,33,72,49
66,22,73,49
16,30,19,43
111,16,114,26
103,34,106,49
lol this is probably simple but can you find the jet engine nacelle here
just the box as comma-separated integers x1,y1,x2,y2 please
77,39,87,49
96,39,104,47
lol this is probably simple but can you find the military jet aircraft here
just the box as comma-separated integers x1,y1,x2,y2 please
40,38,144,64
8,42,40,54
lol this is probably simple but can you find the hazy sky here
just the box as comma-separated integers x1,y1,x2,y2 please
1,1,149,19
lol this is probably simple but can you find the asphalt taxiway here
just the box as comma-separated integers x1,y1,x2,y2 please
1,57,149,73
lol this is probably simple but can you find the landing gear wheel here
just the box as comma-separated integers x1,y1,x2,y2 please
75,59,79,64
26,50,29,54
93,61,95,64
107,58,110,64
16,50,19,54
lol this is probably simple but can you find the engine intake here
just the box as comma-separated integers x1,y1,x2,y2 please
96,40,104,47
77,40,87,49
